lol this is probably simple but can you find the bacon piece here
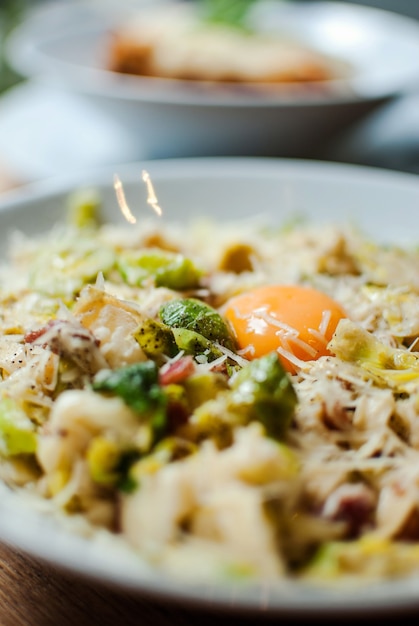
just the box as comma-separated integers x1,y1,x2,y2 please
159,356,195,386
24,320,60,344
322,483,376,538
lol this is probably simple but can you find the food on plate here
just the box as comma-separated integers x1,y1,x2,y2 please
108,1,346,86
3,187,419,585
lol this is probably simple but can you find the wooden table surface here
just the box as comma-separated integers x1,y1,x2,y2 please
0,542,291,626
0,542,244,626
1,540,419,626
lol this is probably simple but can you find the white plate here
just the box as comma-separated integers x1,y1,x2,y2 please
7,0,419,159
1,157,419,617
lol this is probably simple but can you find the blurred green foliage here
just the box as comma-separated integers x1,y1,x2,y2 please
201,0,259,29
0,0,28,93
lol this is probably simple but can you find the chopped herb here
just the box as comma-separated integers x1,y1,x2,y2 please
93,362,167,439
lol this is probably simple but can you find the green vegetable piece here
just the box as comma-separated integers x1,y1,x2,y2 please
201,0,257,29
92,361,167,439
153,436,197,462
87,437,122,486
183,372,229,410
188,354,297,447
30,235,115,299
67,188,102,229
172,327,223,361
164,383,189,409
160,298,236,351
221,562,257,581
0,397,37,456
117,249,202,290
133,318,178,359
128,436,197,486
329,318,419,393
303,535,419,580
302,542,340,579
230,352,297,438
87,436,140,491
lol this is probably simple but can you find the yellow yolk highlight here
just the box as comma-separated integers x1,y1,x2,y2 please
224,284,346,373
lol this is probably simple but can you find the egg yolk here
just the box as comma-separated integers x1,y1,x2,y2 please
224,284,346,373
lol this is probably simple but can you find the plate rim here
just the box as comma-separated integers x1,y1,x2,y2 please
1,155,419,207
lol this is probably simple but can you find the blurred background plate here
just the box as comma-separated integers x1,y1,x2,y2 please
6,0,419,160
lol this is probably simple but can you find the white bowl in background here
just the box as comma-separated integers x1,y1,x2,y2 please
1,157,419,617
6,0,419,159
